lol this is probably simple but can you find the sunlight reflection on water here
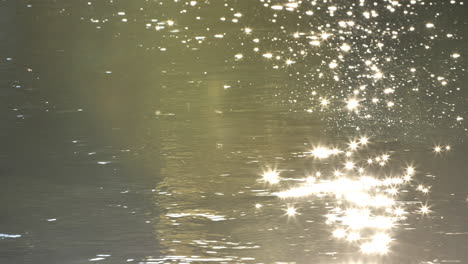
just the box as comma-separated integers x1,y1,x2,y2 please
1,0,467,263
262,138,439,255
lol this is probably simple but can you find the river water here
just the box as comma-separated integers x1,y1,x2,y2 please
1,0,468,263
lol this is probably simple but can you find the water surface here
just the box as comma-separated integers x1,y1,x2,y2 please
1,0,468,263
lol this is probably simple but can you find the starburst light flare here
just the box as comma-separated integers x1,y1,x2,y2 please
259,137,441,255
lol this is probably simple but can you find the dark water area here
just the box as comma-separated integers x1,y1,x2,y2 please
1,0,468,263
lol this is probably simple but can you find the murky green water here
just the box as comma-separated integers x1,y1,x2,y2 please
1,0,468,263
